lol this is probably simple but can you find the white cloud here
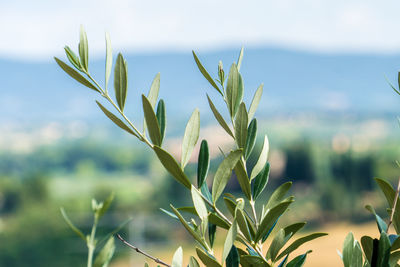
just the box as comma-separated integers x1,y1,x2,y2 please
1,0,400,61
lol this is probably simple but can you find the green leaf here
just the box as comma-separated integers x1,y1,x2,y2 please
286,251,311,267
244,119,257,159
177,206,229,229
248,84,263,121
171,205,207,248
361,236,374,264
181,109,200,169
207,95,234,138
142,95,162,146
156,99,166,144
252,162,270,200
365,205,388,233
250,135,269,180
226,64,241,118
54,57,99,92
153,146,191,189
192,51,223,96
226,245,239,267
233,160,252,200
60,207,86,241
377,232,391,267
264,182,293,214
105,32,112,89
212,150,242,203
375,178,400,234
197,140,210,188
196,247,221,267
222,220,238,263
390,251,400,266
172,247,183,267
79,25,88,71
209,223,217,247
234,102,248,149
191,186,208,220
96,192,114,219
235,208,252,241
255,200,293,242
93,237,115,267
276,233,328,261
237,47,244,71
114,53,128,111
64,46,81,70
391,236,400,251
342,232,355,267
96,101,138,137
148,73,161,107
283,222,306,239
240,255,270,267
267,229,285,261
189,256,200,267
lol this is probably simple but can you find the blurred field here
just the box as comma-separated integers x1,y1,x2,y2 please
111,222,377,267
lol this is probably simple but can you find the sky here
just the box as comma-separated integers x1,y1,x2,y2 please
2,0,400,61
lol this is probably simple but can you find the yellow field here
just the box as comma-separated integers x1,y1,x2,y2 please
112,222,377,267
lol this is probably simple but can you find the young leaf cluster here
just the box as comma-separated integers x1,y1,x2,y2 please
61,192,130,267
57,28,327,267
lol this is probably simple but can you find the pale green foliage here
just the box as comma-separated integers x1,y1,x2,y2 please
57,27,327,267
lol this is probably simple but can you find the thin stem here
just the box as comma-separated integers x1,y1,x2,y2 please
249,199,259,229
387,177,400,233
116,234,171,267
87,218,98,267
84,72,153,148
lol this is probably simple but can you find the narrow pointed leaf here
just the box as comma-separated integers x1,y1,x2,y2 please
375,178,400,233
156,99,166,143
240,255,270,267
234,102,248,149
114,53,128,111
248,84,263,121
142,95,162,146
96,101,138,137
54,57,98,92
197,140,210,188
93,237,115,267
60,208,85,241
244,119,257,159
252,162,270,200
192,51,223,96
222,220,238,263
233,160,251,200
153,146,191,189
276,233,328,261
377,232,391,267
365,205,388,233
191,186,208,220
235,208,252,241
342,233,354,267
255,201,293,242
226,64,240,117
267,229,285,261
212,150,242,203
171,247,183,267
237,47,244,71
196,248,221,267
361,236,374,264
143,73,161,134
97,192,114,219
207,95,234,138
105,32,112,89
181,109,200,169
286,251,311,267
264,182,293,213
189,256,200,267
64,46,81,70
201,182,212,203
250,135,269,180
79,25,88,71
209,223,217,247
171,205,207,247
283,222,306,239
226,245,239,267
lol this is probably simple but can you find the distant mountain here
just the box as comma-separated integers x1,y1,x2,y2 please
1,47,400,125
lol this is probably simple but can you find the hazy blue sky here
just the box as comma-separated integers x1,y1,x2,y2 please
2,0,400,61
